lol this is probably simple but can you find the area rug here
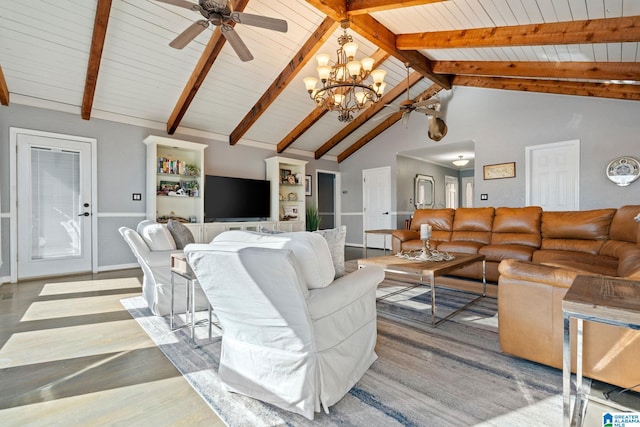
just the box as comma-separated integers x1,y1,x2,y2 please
121,262,566,426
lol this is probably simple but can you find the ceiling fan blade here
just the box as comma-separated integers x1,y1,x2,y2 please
229,12,288,33
154,0,199,11
170,20,209,49
221,24,254,62
412,98,439,109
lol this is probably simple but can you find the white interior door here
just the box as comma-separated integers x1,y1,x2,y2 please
15,131,94,279
461,177,474,207
526,140,580,211
363,167,391,248
445,175,458,209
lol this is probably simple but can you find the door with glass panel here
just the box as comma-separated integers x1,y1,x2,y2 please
17,133,93,279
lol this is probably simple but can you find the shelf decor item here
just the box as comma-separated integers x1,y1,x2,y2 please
483,162,516,180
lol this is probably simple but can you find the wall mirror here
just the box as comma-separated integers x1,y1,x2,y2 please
414,174,435,209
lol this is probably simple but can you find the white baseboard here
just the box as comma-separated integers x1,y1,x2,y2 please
98,263,140,272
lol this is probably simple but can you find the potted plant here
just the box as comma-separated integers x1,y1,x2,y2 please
306,205,321,231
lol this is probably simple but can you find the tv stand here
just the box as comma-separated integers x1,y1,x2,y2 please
196,220,304,242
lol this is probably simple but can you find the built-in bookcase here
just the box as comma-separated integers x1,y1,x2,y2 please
143,135,207,224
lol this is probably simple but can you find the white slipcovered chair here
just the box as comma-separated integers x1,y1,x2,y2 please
184,230,384,420
119,220,207,316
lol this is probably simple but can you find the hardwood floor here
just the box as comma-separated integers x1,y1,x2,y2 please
0,269,225,426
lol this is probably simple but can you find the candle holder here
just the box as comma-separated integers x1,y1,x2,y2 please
417,237,432,260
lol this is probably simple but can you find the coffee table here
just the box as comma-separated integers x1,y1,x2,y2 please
358,253,486,326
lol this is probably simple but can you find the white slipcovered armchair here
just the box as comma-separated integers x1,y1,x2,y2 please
184,231,384,420
119,220,207,316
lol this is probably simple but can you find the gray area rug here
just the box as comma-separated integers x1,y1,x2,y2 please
121,261,567,426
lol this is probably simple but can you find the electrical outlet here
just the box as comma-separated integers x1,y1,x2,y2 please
480,194,488,201
132,193,142,201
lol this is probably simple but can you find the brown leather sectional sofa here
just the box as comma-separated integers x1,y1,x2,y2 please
391,205,640,282
392,205,640,390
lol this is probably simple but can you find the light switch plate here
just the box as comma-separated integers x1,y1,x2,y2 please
480,194,488,201
132,193,142,201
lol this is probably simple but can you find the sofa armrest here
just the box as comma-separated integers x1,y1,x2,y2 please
498,259,578,288
391,229,419,243
306,266,384,320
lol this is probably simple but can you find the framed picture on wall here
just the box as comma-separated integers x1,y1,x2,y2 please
483,162,516,180
305,174,312,196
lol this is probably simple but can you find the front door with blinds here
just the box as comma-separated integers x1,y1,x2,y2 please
15,130,94,279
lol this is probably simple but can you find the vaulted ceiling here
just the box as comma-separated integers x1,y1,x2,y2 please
1,0,639,162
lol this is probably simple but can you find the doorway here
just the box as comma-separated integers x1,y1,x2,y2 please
363,166,392,248
10,128,97,281
444,175,459,209
316,170,340,230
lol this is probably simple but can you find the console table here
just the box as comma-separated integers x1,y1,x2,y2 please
562,275,640,427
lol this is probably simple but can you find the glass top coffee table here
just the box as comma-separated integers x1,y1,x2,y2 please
358,253,486,327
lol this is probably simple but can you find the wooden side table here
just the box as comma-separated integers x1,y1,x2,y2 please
363,229,397,257
562,275,640,427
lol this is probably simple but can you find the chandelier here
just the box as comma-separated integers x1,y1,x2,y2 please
303,20,387,122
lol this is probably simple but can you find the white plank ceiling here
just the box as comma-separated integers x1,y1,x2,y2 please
1,0,638,160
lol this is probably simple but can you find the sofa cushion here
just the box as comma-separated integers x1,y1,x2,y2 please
137,220,177,251
212,230,335,289
449,207,494,244
609,205,640,243
491,206,541,248
541,209,615,240
479,244,536,262
167,219,195,249
410,208,454,243
313,226,346,278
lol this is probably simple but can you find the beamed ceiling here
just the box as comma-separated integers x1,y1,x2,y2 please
1,0,639,162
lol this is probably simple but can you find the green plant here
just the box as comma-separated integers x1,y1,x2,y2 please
306,205,321,231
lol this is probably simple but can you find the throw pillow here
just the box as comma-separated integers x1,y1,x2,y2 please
167,219,195,249
137,220,177,251
313,225,347,278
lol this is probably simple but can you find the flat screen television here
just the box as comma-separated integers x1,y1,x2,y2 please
204,175,270,222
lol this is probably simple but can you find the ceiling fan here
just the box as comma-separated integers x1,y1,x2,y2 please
154,0,288,62
380,63,447,141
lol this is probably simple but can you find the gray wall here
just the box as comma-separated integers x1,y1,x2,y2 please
340,86,640,245
395,155,460,227
0,104,336,280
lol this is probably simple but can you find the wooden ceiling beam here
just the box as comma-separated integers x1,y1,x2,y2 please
0,66,9,106
81,0,112,120
277,48,389,153
453,75,640,101
338,84,440,162
397,16,640,50
346,0,447,15
348,13,451,89
315,70,423,159
305,0,452,89
433,61,640,82
167,0,248,135
229,17,338,145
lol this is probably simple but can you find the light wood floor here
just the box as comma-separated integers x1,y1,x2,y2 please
0,269,225,427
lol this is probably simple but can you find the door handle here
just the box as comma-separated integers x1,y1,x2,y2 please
382,212,389,215
78,212,90,217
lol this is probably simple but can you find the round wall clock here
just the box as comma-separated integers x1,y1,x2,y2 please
606,156,640,186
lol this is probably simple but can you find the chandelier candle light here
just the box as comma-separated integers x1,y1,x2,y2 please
303,20,387,122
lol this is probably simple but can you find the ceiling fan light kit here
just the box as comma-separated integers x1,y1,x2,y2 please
303,20,386,122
